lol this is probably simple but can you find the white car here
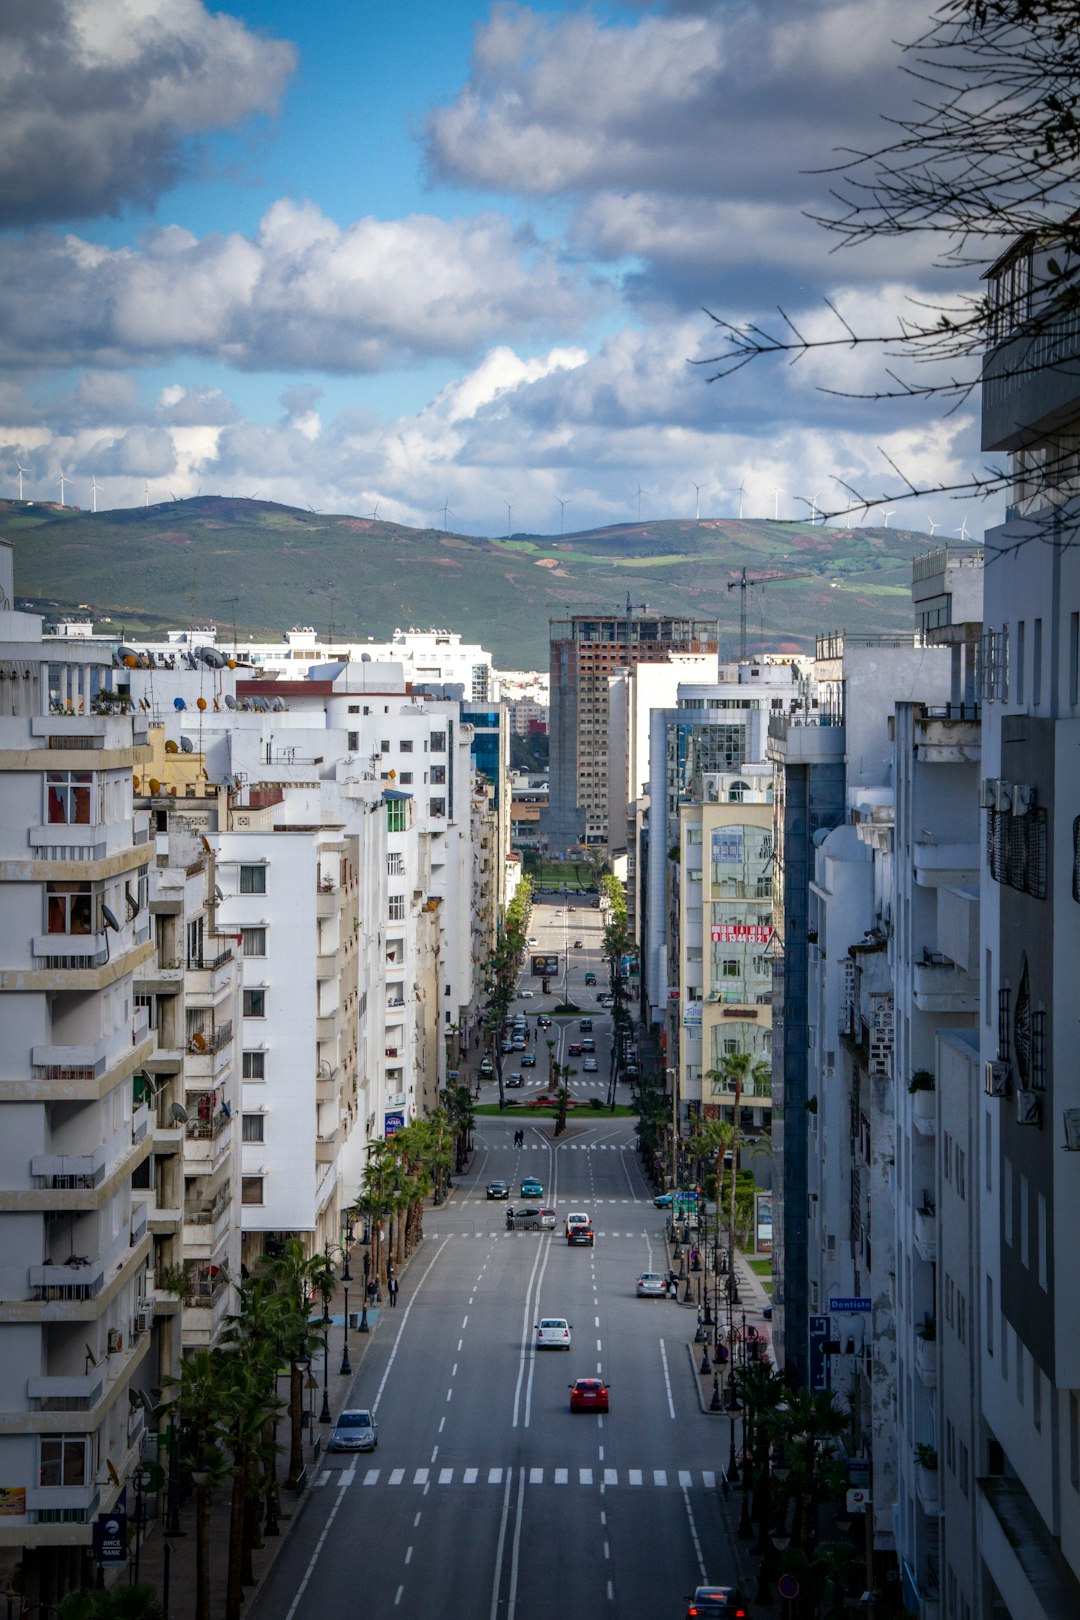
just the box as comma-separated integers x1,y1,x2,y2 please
535,1317,572,1350
583,1056,598,1073
519,989,535,998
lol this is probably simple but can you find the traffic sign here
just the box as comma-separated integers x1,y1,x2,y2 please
777,1574,800,1600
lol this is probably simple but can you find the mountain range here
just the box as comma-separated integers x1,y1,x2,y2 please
2,495,937,668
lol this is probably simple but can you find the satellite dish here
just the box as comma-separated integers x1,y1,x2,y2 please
180,736,194,753
164,740,178,753
170,1102,189,1124
173,697,185,711
106,1459,121,1488
222,774,237,790
361,652,372,662
272,698,285,711
102,904,120,932
224,694,237,710
148,778,161,795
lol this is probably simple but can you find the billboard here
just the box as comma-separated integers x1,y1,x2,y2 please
710,924,773,945
532,953,559,976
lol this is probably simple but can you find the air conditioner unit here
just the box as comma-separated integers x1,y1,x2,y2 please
994,780,1013,813
134,1307,154,1334
1013,783,1035,816
1016,1089,1041,1127
984,1060,1010,1097
979,777,998,809
106,1329,123,1355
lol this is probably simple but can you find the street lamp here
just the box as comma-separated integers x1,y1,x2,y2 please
318,1329,332,1425
324,1227,355,1379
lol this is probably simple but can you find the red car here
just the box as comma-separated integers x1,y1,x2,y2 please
567,1042,583,1057
569,1378,609,1413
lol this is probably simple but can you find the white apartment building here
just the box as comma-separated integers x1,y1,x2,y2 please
228,626,494,702
0,542,164,1598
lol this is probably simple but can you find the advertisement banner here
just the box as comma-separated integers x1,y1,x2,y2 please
808,1314,830,1393
710,924,773,945
531,953,559,976
0,1489,25,1517
384,1111,405,1138
755,1192,773,1254
92,1511,128,1566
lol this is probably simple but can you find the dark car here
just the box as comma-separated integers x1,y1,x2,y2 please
567,1042,583,1057
520,1051,536,1066
506,1073,524,1088
584,972,596,985
567,1224,594,1246
573,938,583,948
537,1015,552,1029
685,1586,748,1619
486,1180,509,1199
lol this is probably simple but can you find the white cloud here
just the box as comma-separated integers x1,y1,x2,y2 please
0,0,297,226
0,203,607,372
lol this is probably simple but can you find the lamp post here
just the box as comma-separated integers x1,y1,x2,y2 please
319,1329,332,1425
324,1224,355,1380
360,1249,371,1331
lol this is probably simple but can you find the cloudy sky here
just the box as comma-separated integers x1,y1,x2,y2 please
0,0,991,536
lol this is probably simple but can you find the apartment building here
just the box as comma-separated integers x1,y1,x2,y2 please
0,542,160,1597
545,608,718,851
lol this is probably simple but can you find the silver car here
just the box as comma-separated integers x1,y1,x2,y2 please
636,1272,668,1298
330,1408,378,1451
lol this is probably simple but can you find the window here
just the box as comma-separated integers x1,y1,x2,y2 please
348,731,359,750
242,1050,265,1080
722,958,739,977
239,865,266,894
387,853,405,876
243,988,266,1018
955,1147,966,1198
429,797,446,818
381,740,390,753
46,880,93,934
242,1113,265,1143
240,927,266,957
40,1436,87,1488
388,894,406,922
430,731,446,752
399,772,413,785
46,770,92,825
241,1176,264,1206
387,800,407,832
348,704,360,714
430,764,446,785
400,739,413,753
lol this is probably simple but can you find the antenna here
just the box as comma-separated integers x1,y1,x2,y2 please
55,467,67,506
15,461,28,502
90,475,102,514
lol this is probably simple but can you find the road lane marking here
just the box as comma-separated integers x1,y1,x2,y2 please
659,1340,676,1418
404,1546,413,1565
464,1468,478,1484
628,1469,642,1485
488,1467,503,1484
678,1470,693,1487
654,1469,667,1487
682,1483,708,1580
371,1237,452,1416
363,1468,378,1485
604,1469,617,1485
413,1468,429,1484
439,1468,453,1484
489,1471,514,1620
554,1468,568,1484
506,1467,527,1620
389,1468,404,1484
580,1468,593,1484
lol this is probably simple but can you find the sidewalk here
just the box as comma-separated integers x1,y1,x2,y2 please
130,1238,411,1618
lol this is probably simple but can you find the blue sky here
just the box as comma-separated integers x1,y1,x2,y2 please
0,0,989,538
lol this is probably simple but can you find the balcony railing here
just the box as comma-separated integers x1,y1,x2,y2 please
186,1108,232,1141
31,1149,106,1190
27,1365,107,1412
30,1256,106,1301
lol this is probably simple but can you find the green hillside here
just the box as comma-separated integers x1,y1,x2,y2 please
2,495,932,667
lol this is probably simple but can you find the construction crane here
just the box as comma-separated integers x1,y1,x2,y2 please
727,566,814,661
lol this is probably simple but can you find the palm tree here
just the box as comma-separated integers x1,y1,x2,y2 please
257,1240,333,1490
166,1350,230,1620
705,1051,769,1280
60,1589,163,1620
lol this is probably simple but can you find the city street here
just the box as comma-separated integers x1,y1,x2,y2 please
248,1115,739,1620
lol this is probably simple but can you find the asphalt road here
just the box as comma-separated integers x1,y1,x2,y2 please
249,1121,738,1620
248,904,740,1620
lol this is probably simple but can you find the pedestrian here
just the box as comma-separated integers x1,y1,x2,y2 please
668,1278,678,1300
367,1278,378,1308
388,1275,399,1308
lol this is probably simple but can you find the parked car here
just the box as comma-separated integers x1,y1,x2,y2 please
636,1271,667,1297
330,1409,378,1452
486,1180,509,1200
500,1039,512,1054
685,1586,749,1619
582,1057,598,1073
624,1063,639,1080
569,1377,608,1413
536,1317,572,1350
573,938,583,948
521,1177,544,1197
528,936,538,946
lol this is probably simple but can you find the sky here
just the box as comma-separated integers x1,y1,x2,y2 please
0,0,994,538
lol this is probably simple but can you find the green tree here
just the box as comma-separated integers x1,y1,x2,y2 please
256,1240,333,1491
166,1350,231,1620
60,1589,163,1620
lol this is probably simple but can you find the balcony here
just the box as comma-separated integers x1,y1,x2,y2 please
915,1332,938,1390
31,935,110,972
912,956,978,1014
912,1086,937,1137
185,1108,233,1165
25,1483,101,1524
131,1103,150,1146
30,1256,106,1302
129,1198,149,1247
28,825,110,863
914,1205,938,1264
183,1193,231,1256
316,885,339,919
27,1365,107,1412
31,1149,106,1191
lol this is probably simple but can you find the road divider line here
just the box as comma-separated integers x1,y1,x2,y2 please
659,1340,676,1418
512,1234,548,1428
507,1466,526,1620
371,1237,452,1416
488,1468,514,1620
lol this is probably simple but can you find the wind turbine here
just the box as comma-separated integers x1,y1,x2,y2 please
55,468,68,507
367,503,380,521
732,479,746,520
557,496,570,534
809,490,823,526
955,516,972,541
927,517,940,535
635,483,650,522
440,498,454,532
506,502,513,539
693,481,704,521
882,509,897,527
773,486,788,521
89,475,102,514
15,461,28,502
144,482,151,507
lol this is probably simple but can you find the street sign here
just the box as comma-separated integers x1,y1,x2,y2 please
847,1487,872,1513
830,1296,872,1313
92,1511,128,1565
777,1574,800,1600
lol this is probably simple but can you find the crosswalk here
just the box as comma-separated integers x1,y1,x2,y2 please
315,1465,718,1491
427,1229,648,1238
480,1142,633,1150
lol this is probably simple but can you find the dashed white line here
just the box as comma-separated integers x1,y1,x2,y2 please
404,1546,413,1565
659,1340,676,1419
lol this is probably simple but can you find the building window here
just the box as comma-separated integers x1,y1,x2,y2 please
429,797,446,818
239,865,266,895
987,806,1047,898
348,731,359,750
39,1436,88,1488
388,895,406,922
242,1113,265,1143
46,770,92,825
243,988,266,1018
388,853,405,876
387,800,407,833
241,1176,264,1206
399,772,413,785
240,927,266,957
46,880,93,934
430,731,446,752
400,739,413,753
430,764,446,785
242,1050,265,1080
381,740,390,753
348,704,360,714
